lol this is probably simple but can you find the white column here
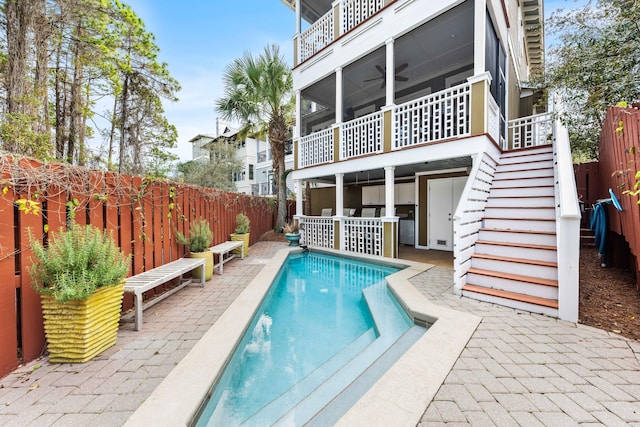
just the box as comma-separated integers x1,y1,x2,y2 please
295,90,301,139
335,173,344,216
384,166,395,217
295,179,303,217
474,0,486,76
385,38,395,106
296,0,301,34
335,66,343,123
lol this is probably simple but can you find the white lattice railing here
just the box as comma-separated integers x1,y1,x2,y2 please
299,128,334,168
299,9,334,63
341,111,384,159
341,0,384,34
343,218,383,257
300,216,334,249
393,83,471,149
508,113,553,149
488,95,500,146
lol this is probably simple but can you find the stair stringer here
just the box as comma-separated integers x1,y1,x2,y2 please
453,148,500,294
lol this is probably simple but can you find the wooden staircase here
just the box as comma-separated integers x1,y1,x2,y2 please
462,145,559,317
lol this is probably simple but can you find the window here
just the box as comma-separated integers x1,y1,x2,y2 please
485,12,506,140
249,164,254,180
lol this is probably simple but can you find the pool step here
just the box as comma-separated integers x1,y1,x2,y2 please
240,282,414,427
306,325,425,426
238,327,376,426
273,283,415,426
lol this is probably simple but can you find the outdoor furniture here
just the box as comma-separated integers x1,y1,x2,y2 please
209,241,245,275
343,208,356,217
321,208,333,216
361,207,377,217
124,257,206,331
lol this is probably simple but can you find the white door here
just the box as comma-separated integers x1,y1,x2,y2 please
427,177,466,251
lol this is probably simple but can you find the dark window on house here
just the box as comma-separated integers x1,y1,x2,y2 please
249,164,254,180
485,12,507,140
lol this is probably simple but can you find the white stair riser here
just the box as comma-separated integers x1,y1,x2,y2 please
492,177,554,188
496,160,554,172
489,186,554,198
486,197,555,208
483,218,556,232
475,242,557,262
471,257,558,280
478,229,557,246
494,170,553,180
502,147,553,158
466,273,558,299
484,207,555,219
461,290,558,317
500,153,553,164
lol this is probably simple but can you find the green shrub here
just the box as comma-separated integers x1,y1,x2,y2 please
29,225,131,303
234,213,250,234
176,218,213,252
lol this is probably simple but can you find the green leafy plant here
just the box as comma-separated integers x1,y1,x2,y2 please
29,225,131,303
234,213,250,234
176,218,213,252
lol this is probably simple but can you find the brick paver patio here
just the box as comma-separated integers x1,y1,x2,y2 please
0,241,638,426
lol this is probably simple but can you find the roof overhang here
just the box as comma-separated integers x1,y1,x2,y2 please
521,0,544,76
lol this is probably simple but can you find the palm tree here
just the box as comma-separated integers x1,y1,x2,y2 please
215,44,294,232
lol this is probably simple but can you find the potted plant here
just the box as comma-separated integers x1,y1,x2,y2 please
29,224,131,363
283,220,301,246
230,213,250,256
176,218,214,280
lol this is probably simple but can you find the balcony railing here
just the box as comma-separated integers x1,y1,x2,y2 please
394,83,471,149
298,0,385,64
341,0,384,34
257,151,268,163
299,127,334,168
508,113,553,149
300,9,334,63
342,110,383,159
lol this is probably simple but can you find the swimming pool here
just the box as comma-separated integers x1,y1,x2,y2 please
194,251,421,426
125,247,481,427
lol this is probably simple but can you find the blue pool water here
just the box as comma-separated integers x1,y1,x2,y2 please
195,251,418,426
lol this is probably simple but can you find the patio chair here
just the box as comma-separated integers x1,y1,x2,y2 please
343,208,356,217
361,207,377,217
321,208,333,216
380,207,396,217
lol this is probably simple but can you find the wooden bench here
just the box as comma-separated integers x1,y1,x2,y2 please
123,257,206,331
210,241,244,275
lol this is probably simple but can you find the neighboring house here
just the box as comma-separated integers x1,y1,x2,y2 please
188,123,260,195
253,140,296,197
279,0,580,321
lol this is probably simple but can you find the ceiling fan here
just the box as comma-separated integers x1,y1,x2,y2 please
363,63,409,89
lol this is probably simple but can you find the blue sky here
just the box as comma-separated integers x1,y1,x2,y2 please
122,0,588,164
123,0,295,163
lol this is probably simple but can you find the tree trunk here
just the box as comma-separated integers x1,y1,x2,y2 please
118,73,130,174
5,0,33,116
66,21,83,164
33,0,50,140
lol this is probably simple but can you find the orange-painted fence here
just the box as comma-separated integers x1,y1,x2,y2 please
598,105,640,287
0,156,275,378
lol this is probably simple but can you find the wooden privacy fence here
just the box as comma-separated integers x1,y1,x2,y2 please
0,156,275,378
598,105,640,288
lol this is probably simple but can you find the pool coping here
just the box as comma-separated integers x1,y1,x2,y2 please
124,247,481,427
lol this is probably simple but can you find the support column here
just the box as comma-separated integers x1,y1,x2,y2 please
384,166,395,217
468,72,492,136
382,166,397,258
335,173,344,217
295,179,303,217
294,0,301,66
385,38,395,107
336,173,344,250
335,67,343,123
474,0,486,76
294,90,301,169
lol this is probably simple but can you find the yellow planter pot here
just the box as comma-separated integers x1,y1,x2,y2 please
40,282,125,363
230,233,250,256
189,251,213,281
